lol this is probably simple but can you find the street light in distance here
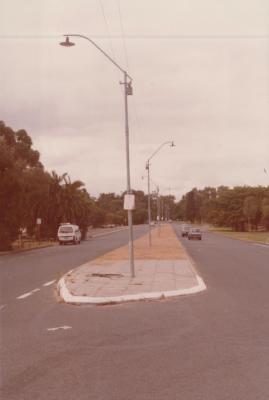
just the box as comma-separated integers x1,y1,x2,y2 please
146,140,175,246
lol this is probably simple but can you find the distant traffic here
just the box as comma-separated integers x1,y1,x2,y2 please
181,224,202,240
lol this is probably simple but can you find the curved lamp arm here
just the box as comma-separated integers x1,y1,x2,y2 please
146,140,175,167
60,34,132,82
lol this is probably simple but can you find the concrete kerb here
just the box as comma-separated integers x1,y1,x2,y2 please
57,274,206,305
172,225,205,279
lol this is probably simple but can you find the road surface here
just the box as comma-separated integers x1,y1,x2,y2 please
1,224,269,400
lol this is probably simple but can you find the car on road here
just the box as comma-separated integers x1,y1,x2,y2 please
181,225,190,237
188,227,202,240
58,223,81,245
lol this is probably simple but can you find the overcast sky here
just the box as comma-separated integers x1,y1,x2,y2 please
1,0,269,200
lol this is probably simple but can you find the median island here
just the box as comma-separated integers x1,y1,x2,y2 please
58,224,206,305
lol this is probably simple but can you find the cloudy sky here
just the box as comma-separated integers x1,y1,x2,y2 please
1,0,269,199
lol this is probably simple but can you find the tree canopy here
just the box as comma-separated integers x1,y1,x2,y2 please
0,122,94,249
175,185,269,231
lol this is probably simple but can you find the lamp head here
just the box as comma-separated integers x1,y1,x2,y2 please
170,141,175,147
60,36,75,47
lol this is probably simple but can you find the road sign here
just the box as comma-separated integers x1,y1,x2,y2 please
124,194,135,210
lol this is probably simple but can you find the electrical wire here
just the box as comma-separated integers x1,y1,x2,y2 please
97,0,121,80
115,0,145,148
115,0,130,71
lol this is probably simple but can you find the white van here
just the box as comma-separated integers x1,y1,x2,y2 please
58,223,81,245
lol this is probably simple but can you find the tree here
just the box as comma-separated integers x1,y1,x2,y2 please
0,121,95,248
176,184,269,232
91,207,106,227
243,196,259,231
21,168,51,236
185,189,198,223
44,172,93,239
261,197,269,230
0,122,43,250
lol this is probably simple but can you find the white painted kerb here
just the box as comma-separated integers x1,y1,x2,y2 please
58,274,206,305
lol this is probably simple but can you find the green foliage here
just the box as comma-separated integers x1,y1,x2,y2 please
177,184,269,231
0,121,95,249
90,206,106,228
93,190,178,227
185,189,199,223
133,209,148,224
0,121,43,250
261,197,269,229
96,190,148,226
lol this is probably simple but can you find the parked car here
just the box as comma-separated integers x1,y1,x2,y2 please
188,228,202,240
181,225,190,237
58,223,81,245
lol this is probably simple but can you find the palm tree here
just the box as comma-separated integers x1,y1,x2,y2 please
46,171,68,236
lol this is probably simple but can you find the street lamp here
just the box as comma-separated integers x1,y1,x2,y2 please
165,186,177,221
59,34,135,277
146,141,175,246
152,186,161,236
142,175,161,235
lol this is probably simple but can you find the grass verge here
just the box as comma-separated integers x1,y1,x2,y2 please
210,229,269,244
12,239,56,251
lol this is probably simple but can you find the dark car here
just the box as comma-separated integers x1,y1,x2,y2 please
188,228,202,240
181,225,190,237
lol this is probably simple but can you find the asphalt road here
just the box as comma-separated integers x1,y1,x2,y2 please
1,224,269,400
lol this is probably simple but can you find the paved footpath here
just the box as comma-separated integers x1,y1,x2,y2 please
58,224,206,304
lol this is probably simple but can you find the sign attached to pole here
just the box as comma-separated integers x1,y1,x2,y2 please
124,194,135,210
36,218,42,225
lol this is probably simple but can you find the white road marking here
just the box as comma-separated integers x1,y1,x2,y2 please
43,280,56,287
17,292,32,299
0,305,6,311
17,280,56,301
47,326,72,332
254,243,269,248
17,288,40,299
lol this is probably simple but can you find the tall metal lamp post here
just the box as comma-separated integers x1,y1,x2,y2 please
146,141,175,246
59,34,135,277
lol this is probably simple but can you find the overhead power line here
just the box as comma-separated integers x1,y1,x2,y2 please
2,34,269,40
97,0,121,80
116,0,130,71
114,0,144,143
